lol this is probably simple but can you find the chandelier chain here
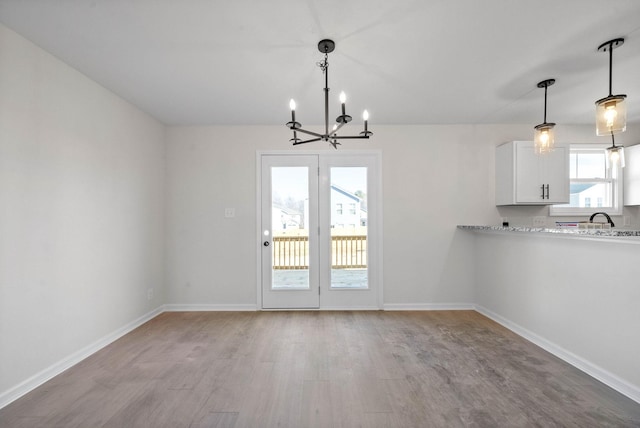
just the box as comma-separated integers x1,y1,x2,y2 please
316,52,329,73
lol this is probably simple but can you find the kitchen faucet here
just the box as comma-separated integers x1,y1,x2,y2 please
589,212,615,227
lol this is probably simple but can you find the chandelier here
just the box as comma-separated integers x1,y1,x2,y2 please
286,39,372,149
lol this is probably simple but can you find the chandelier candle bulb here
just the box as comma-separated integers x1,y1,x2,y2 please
363,110,369,132
290,99,296,121
340,91,346,116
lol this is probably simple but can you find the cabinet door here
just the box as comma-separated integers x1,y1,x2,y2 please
624,145,640,206
543,145,569,203
515,143,544,203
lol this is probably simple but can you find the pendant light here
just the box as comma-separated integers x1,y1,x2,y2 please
606,132,625,169
534,79,556,155
595,38,627,136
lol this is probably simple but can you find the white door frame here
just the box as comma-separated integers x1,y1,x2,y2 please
260,154,320,309
256,150,383,310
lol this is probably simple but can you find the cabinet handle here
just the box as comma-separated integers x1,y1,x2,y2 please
545,184,550,199
541,184,545,199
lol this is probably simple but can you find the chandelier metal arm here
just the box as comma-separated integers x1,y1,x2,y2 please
331,135,370,140
295,128,325,138
330,121,347,136
293,137,323,146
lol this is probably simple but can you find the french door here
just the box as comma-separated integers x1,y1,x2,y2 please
259,152,381,309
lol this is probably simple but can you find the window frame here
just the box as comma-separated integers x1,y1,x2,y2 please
550,144,623,216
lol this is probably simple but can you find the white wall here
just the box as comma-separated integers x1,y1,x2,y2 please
473,232,640,401
166,124,625,308
0,24,165,401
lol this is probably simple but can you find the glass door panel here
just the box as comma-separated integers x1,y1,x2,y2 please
261,155,319,309
330,167,368,289
271,166,310,289
319,153,380,309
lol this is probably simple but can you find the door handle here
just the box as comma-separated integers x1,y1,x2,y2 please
263,241,270,247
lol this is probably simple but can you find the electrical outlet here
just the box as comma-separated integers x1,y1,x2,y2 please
623,216,631,227
147,288,154,301
224,208,235,218
533,216,546,227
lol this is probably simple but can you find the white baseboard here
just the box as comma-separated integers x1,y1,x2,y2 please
0,306,164,410
163,303,257,312
319,306,381,311
475,305,640,404
383,303,475,311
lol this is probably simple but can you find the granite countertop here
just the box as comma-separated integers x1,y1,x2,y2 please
457,225,640,237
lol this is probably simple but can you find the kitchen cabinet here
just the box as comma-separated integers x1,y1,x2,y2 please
624,144,640,206
496,141,569,205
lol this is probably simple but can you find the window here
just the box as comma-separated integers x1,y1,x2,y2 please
349,203,356,215
550,144,623,216
336,203,342,215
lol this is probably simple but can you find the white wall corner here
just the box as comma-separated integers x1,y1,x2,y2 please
474,305,640,405
0,306,164,410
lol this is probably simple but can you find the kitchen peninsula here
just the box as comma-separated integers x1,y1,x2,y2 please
460,224,640,404
459,225,640,238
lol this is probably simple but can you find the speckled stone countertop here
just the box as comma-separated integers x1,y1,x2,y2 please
457,225,640,237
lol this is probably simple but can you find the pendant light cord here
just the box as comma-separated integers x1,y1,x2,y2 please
543,84,548,124
608,43,614,97
611,131,616,148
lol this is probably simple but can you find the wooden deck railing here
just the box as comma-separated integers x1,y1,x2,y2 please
272,235,367,269
272,236,309,270
331,235,367,268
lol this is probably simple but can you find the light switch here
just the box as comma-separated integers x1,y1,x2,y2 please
224,208,235,218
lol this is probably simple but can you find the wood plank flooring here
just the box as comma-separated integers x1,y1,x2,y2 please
1,311,639,427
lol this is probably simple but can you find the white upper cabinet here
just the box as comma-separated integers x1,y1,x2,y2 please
624,144,640,206
496,141,569,206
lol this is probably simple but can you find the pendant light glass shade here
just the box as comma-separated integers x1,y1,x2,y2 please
596,95,627,136
533,79,556,155
606,134,625,169
534,123,555,155
595,38,627,136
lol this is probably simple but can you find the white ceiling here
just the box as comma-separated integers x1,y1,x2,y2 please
1,0,640,130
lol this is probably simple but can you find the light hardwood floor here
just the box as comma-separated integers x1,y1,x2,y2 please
1,311,639,427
